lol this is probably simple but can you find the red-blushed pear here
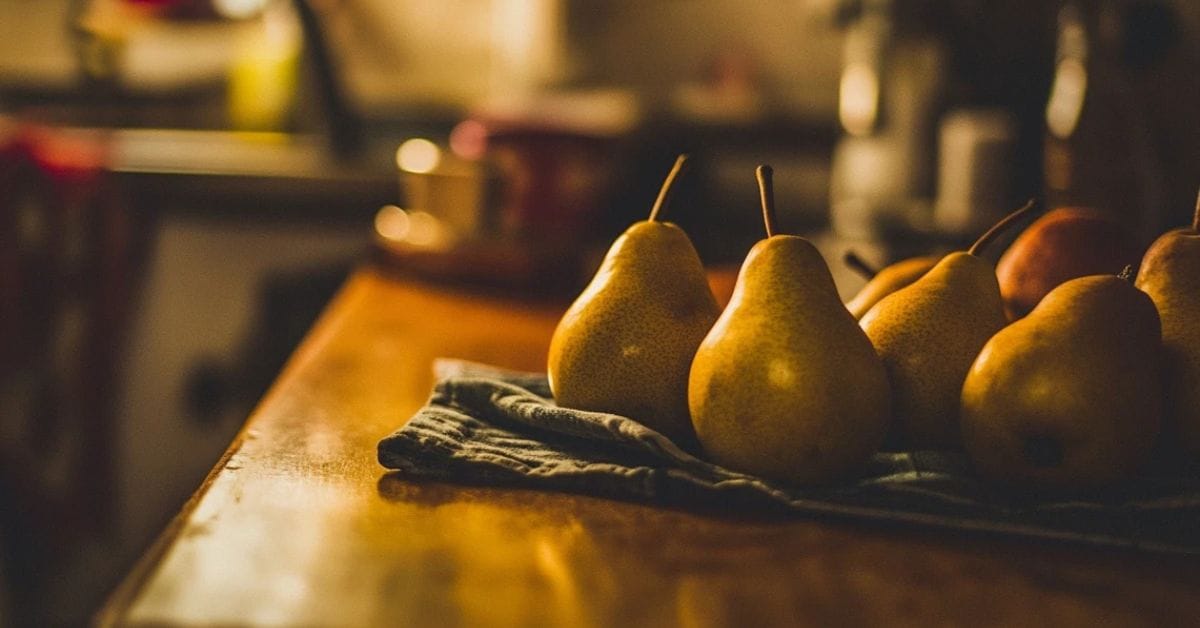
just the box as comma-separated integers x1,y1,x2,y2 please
961,269,1162,491
996,207,1142,319
858,201,1036,450
843,251,941,320
688,166,890,484
547,155,719,442
1135,190,1200,459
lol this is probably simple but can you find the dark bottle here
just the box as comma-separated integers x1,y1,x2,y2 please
1043,0,1179,242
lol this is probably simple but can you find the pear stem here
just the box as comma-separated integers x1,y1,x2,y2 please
843,251,879,279
756,165,778,237
1192,186,1199,233
648,154,689,222
967,198,1038,257
1118,264,1134,282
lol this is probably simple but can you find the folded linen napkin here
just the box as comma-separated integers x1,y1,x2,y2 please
377,360,1200,555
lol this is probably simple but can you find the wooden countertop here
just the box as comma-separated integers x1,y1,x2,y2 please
99,266,1200,627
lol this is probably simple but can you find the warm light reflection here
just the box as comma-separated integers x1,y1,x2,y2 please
1046,58,1087,139
492,0,564,90
534,537,592,627
128,476,354,624
839,62,880,137
449,119,488,160
214,0,268,19
405,211,444,247
396,138,442,174
374,205,447,248
768,359,795,389
375,205,411,242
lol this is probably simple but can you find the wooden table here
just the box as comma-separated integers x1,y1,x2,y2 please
99,266,1200,627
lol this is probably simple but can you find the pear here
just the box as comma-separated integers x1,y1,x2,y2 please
843,251,940,319
1135,191,1200,459
548,155,719,441
688,166,890,484
996,206,1140,319
859,201,1036,450
961,270,1162,490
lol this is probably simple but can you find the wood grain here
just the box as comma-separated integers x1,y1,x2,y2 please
99,266,1200,627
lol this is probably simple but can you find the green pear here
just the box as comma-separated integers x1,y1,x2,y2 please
961,271,1162,490
843,252,940,319
548,155,719,441
689,166,890,484
859,202,1035,450
1135,192,1200,458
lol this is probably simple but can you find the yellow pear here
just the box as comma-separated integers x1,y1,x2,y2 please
689,166,890,484
859,202,1035,450
961,271,1162,490
548,155,719,441
843,252,940,319
1135,191,1200,458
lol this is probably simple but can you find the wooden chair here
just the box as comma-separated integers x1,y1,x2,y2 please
0,121,135,611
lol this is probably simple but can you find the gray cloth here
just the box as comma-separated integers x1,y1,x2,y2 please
378,360,1200,555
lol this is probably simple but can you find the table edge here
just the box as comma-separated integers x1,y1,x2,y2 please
93,269,371,626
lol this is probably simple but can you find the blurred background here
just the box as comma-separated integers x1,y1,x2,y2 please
0,0,1197,624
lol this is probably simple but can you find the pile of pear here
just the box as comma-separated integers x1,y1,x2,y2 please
548,157,1200,493
1135,195,1200,464
857,201,1036,452
549,159,888,483
849,194,1200,490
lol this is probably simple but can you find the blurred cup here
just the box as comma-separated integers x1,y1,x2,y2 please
451,90,637,244
394,137,499,246
934,108,1017,235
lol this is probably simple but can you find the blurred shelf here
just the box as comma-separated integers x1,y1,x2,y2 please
107,128,398,220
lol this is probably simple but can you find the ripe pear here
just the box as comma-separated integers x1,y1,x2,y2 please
689,166,890,484
1135,192,1200,458
548,155,719,441
961,271,1162,491
859,201,1035,450
843,251,940,319
996,207,1141,319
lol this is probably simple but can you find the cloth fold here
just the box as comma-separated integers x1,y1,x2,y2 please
377,360,1200,555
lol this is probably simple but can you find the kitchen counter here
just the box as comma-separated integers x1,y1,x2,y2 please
97,265,1200,626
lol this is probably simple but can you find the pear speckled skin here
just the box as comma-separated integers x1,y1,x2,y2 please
1136,227,1200,458
846,255,940,319
548,220,719,441
859,252,1008,450
961,275,1162,491
688,236,890,484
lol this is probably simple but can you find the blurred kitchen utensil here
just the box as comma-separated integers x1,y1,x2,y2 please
934,108,1018,235
375,91,636,292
